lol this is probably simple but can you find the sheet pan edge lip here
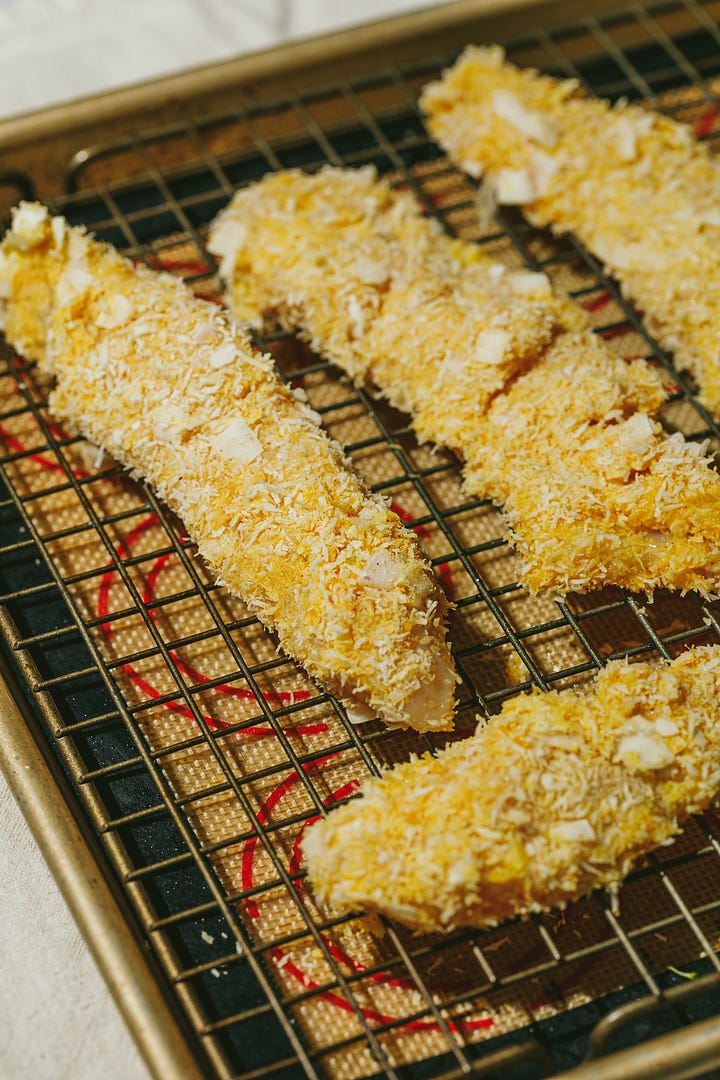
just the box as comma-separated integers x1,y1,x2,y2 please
2,1,720,1075
0,656,207,1080
0,0,627,156
544,1015,720,1080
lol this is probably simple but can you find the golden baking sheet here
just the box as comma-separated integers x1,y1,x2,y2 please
4,5,720,1078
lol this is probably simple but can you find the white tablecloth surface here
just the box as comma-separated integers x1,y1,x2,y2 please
0,0,442,120
0,3,445,1078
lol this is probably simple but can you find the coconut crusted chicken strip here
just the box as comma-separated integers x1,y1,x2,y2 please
302,645,720,932
420,45,720,415
469,331,720,596
0,202,457,733
208,165,559,449
209,166,720,598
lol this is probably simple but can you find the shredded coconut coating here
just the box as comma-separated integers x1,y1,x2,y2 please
208,165,558,446
469,330,720,597
302,645,720,932
209,166,720,598
421,44,720,415
0,202,457,732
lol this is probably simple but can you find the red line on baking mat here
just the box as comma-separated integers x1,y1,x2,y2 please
390,502,455,602
0,421,90,479
583,292,644,329
241,763,493,1034
96,513,322,735
131,254,211,277
139,551,315,706
150,256,211,277
582,291,612,314
598,323,633,342
694,103,718,138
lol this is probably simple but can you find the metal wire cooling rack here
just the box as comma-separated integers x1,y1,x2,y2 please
4,2,720,1078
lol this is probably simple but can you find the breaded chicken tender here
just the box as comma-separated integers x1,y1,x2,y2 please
421,45,720,415
208,165,559,448
469,331,720,596
302,646,720,932
209,166,720,598
0,202,457,732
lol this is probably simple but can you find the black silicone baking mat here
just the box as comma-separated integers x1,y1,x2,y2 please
4,2,720,1078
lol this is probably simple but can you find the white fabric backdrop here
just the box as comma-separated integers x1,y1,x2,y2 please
0,780,150,1079
0,3,445,1078
0,0,441,120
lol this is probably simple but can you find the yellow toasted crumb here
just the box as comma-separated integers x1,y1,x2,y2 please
302,645,720,932
469,329,720,596
0,202,457,732
208,165,559,446
209,166,720,598
420,44,720,415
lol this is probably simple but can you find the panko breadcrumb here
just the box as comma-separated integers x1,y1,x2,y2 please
420,44,720,415
0,202,457,732
469,329,720,596
209,166,720,598
302,645,720,932
208,165,558,447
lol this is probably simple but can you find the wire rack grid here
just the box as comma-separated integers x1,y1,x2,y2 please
4,2,720,1079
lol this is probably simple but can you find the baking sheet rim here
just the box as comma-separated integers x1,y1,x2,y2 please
2,0,720,1076
0,0,632,154
0,650,206,1080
